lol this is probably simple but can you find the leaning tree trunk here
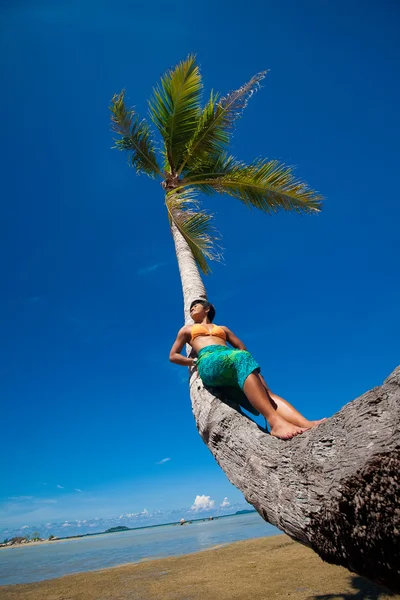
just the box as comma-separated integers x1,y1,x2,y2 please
171,223,400,593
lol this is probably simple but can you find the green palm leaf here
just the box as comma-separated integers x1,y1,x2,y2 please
148,55,202,172
183,155,322,214
182,152,237,193
110,91,161,178
165,189,221,275
178,71,267,175
111,58,324,276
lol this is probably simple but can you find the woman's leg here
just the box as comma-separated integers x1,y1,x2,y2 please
242,373,309,440
259,375,326,428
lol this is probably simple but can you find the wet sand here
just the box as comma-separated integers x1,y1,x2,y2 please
1,534,397,600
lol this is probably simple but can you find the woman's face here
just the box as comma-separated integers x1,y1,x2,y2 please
190,303,207,322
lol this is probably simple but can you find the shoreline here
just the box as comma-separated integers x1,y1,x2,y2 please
0,511,257,551
2,534,397,600
0,537,75,550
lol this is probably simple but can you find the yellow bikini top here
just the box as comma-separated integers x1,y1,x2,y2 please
191,323,227,342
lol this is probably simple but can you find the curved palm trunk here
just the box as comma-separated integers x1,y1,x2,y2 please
171,223,400,593
170,222,207,324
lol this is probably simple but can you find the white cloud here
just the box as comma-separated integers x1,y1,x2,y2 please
8,496,33,501
74,488,83,492
21,525,29,529
137,262,166,276
220,497,230,508
156,458,171,465
56,485,64,489
191,495,215,512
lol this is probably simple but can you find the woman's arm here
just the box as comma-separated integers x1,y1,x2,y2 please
225,327,271,389
222,327,247,350
169,326,195,367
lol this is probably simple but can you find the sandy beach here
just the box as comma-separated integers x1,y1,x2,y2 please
2,534,397,600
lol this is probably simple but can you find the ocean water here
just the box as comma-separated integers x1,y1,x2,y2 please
0,512,279,586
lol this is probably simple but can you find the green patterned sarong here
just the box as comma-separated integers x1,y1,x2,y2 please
197,345,260,391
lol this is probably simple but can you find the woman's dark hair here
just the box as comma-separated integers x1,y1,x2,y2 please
190,299,216,322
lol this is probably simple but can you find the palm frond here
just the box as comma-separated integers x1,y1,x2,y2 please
165,188,222,275
110,91,162,178
183,156,323,214
148,55,202,172
178,71,267,175
182,152,237,193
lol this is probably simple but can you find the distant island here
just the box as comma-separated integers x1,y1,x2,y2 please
104,526,130,533
235,509,256,515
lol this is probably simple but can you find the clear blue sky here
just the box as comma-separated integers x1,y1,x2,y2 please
1,0,399,535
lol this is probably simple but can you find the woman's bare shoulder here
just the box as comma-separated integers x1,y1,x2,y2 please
177,324,192,337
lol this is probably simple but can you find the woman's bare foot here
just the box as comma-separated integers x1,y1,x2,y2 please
269,417,309,440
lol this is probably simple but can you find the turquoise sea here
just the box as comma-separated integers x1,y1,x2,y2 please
0,512,279,586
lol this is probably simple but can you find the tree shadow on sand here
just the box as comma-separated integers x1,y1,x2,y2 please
310,575,398,600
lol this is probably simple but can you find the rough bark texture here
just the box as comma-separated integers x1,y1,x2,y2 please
190,365,400,592
170,224,399,592
170,222,207,324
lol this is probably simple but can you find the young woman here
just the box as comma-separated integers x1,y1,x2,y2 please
169,299,325,440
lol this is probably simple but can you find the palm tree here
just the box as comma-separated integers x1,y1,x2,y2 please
110,56,400,592
110,55,321,318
